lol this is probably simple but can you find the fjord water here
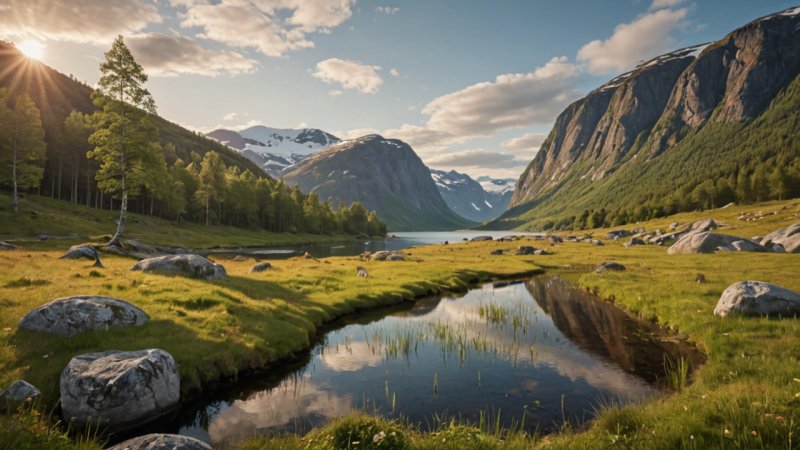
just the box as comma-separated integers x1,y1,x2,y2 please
167,276,701,446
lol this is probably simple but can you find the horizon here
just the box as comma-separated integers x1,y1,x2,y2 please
1,0,796,179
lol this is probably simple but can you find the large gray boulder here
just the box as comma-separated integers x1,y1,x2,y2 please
60,245,103,268
761,223,800,253
714,281,800,317
250,262,272,273
19,296,148,337
107,434,212,450
471,236,493,242
667,232,766,254
690,219,719,233
596,261,626,273
0,380,40,410
131,254,226,280
60,349,180,429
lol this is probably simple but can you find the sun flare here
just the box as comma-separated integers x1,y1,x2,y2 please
17,40,45,60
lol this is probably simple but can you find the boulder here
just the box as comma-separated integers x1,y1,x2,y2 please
606,230,632,240
0,242,16,250
60,245,103,268
667,232,766,254
714,281,800,317
623,237,646,247
548,235,563,244
591,239,604,246
104,240,161,259
761,223,800,253
387,254,405,261
0,380,40,410
131,254,226,280
250,262,272,273
19,296,148,337
533,249,552,256
515,246,536,255
490,249,503,255
107,434,212,450
370,251,391,261
60,349,180,429
596,261,626,273
668,222,681,231
471,236,493,242
690,219,719,233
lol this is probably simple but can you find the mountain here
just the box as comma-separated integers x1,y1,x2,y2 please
0,41,264,178
283,135,475,231
477,176,516,211
207,126,339,178
430,170,511,223
492,7,800,230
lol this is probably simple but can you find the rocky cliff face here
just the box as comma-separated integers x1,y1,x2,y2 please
431,170,510,223
511,8,800,209
283,135,474,231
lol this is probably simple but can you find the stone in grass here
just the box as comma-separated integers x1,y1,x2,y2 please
714,281,800,317
595,261,626,273
250,262,273,273
0,242,16,250
60,245,103,268
515,246,536,255
490,249,504,255
18,296,148,337
60,349,180,430
106,434,212,450
131,254,226,280
0,380,40,411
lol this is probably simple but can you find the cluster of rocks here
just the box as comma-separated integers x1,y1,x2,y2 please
737,210,778,222
370,250,406,261
490,245,552,256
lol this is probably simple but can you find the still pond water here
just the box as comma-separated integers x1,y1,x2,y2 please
138,276,701,447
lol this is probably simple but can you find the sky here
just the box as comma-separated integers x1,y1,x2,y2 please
1,0,797,180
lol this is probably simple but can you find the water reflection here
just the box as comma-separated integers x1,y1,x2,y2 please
172,276,700,446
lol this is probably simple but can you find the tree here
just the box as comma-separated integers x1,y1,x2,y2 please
195,151,226,225
0,92,46,213
88,35,157,245
769,166,789,201
62,111,93,204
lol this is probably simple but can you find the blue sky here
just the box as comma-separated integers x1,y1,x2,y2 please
2,0,797,179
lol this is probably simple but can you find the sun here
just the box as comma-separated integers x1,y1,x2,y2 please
17,40,45,60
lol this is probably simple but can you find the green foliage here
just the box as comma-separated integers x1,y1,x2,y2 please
323,415,410,450
0,91,46,212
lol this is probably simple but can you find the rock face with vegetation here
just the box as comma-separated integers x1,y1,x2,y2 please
107,434,212,450
60,349,179,429
283,135,474,231
714,281,800,317
667,232,766,254
760,222,800,253
493,9,800,231
18,296,148,337
130,254,226,280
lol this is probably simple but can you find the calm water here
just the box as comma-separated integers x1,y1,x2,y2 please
204,230,541,259
131,276,701,447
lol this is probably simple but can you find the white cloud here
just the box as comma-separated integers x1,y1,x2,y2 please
502,132,548,151
127,32,259,77
389,68,400,78
376,6,400,14
576,8,689,74
0,0,161,44
223,112,239,121
332,127,380,140
649,0,686,11
328,89,343,96
311,58,383,94
424,148,536,179
178,0,355,58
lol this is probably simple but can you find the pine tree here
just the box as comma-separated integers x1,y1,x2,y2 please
88,35,157,245
769,166,789,201
195,151,226,225
0,92,46,213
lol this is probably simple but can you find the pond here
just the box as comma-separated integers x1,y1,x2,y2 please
127,276,702,447
201,230,541,259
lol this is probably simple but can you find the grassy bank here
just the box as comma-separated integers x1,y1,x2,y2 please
0,193,357,249
1,199,799,449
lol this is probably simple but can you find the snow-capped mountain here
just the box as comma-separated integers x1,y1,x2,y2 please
431,170,514,223
206,126,340,178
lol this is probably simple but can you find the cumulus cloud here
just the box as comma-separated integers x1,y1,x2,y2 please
425,148,536,179
223,112,239,121
376,6,400,14
389,68,400,77
328,89,343,96
649,0,686,10
0,0,160,44
127,32,258,77
576,8,688,74
178,0,355,58
311,58,383,94
502,132,548,151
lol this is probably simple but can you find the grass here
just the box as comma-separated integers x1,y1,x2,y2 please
0,198,799,449
0,192,356,250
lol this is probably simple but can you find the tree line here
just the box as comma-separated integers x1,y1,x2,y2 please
0,37,386,240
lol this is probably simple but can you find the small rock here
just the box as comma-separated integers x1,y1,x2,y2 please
356,267,369,278
387,254,405,261
471,236,493,242
131,254,226,280
548,235,563,244
60,245,103,268
533,249,551,256
714,281,800,317
591,239,604,246
60,349,180,430
490,249,504,255
596,261,626,273
515,246,536,255
0,380,40,410
107,434,211,450
606,230,632,240
19,296,148,337
250,262,272,273
303,252,313,259
0,242,16,250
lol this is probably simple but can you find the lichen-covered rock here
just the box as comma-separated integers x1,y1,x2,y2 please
761,223,800,253
250,262,272,273
107,434,212,450
595,261,626,273
60,349,180,429
19,296,148,337
667,232,766,254
131,254,226,280
714,281,800,317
